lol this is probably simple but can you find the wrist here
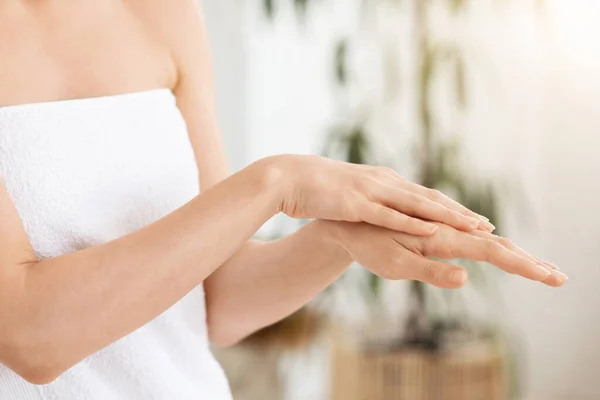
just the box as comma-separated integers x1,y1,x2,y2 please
252,155,296,215
247,156,288,216
311,220,353,265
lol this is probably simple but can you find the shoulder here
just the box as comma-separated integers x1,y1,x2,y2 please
125,1,229,186
124,0,207,66
124,0,209,92
126,0,204,32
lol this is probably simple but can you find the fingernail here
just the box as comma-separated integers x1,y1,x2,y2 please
479,220,496,232
545,261,560,270
449,270,468,285
536,264,552,279
466,216,480,229
554,270,569,281
478,215,490,222
534,257,558,270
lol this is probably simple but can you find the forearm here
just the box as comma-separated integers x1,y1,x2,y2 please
0,160,280,383
204,220,352,346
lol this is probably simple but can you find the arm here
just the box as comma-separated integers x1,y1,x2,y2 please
0,164,282,385
205,221,352,347
169,1,496,346
206,217,566,347
166,1,499,346
0,152,489,384
164,3,355,345
206,218,567,347
0,0,546,386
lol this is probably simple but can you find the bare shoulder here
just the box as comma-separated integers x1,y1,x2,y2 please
126,0,229,186
125,0,207,76
126,0,204,33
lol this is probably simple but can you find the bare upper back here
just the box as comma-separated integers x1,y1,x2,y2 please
0,0,183,107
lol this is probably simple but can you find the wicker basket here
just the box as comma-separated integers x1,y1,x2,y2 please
330,337,505,400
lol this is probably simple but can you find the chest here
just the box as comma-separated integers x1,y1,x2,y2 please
0,1,176,106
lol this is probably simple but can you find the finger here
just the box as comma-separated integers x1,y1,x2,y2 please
396,180,495,232
372,167,494,232
469,231,567,287
513,252,567,287
447,234,552,282
360,203,438,236
535,257,560,271
470,230,567,286
380,187,480,232
401,251,468,289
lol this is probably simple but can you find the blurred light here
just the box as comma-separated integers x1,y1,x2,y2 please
550,0,600,64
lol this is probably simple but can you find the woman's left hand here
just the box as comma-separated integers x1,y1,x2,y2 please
323,221,567,289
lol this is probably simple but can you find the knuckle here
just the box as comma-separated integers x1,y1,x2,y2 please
463,209,476,217
367,166,385,178
412,193,427,205
378,256,403,280
497,237,513,248
374,206,397,223
439,242,455,259
445,208,459,220
348,205,363,222
407,217,426,230
406,240,426,257
378,166,397,176
358,202,375,217
484,241,503,261
356,178,375,195
357,201,374,220
395,211,411,222
380,208,396,221
409,195,427,213
428,188,443,200
417,239,434,257
423,262,443,282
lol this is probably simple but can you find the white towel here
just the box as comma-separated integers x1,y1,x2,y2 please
0,89,232,400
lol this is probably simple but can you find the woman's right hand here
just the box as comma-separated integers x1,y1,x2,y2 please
320,220,567,288
262,154,494,236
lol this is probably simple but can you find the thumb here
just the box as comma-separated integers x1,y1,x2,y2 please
403,251,468,289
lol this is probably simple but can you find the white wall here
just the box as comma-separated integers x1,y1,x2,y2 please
202,0,248,171
467,2,600,399
204,0,600,399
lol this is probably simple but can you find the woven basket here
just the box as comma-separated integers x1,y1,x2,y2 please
330,338,505,400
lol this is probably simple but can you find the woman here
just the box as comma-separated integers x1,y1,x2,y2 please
0,0,565,399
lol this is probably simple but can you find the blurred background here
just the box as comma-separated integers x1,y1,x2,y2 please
202,0,600,399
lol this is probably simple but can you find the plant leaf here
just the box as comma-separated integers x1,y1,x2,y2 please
347,125,369,165
368,273,383,302
263,0,275,19
455,55,467,109
294,0,310,22
450,0,468,14
334,39,349,86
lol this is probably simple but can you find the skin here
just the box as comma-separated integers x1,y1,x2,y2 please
0,0,566,386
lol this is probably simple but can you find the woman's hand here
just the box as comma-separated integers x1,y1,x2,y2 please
323,221,567,288
264,155,494,236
